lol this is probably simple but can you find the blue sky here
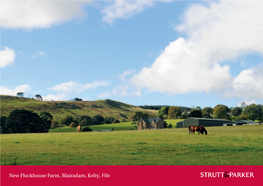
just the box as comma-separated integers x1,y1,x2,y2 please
1,0,263,108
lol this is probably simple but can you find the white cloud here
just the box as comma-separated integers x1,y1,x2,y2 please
233,65,263,100
112,85,142,97
131,0,263,101
0,84,31,96
48,80,111,93
102,0,173,24
119,69,135,82
31,51,46,58
42,93,67,101
98,92,112,98
0,47,16,68
0,0,90,29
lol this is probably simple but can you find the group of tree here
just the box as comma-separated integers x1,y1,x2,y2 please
156,103,263,122
54,114,122,129
1,109,53,134
130,111,150,123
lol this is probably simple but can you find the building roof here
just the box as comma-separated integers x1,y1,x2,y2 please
235,120,259,124
140,118,163,124
185,117,233,122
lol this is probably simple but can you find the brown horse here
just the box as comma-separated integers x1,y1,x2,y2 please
77,125,81,133
189,125,207,135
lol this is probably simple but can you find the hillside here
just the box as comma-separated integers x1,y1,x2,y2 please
0,95,158,122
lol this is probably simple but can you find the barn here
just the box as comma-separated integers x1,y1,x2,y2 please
176,117,236,128
235,120,259,125
137,118,164,130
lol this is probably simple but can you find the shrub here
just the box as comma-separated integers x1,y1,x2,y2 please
113,119,120,123
69,122,78,128
51,120,59,129
82,127,92,132
121,118,126,123
168,124,172,128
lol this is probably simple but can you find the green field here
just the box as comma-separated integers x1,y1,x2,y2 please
49,119,184,132
1,125,263,165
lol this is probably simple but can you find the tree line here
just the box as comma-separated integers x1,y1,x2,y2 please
1,109,53,134
156,103,263,122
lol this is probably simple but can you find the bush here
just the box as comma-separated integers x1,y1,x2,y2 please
79,118,92,126
113,119,120,123
121,118,126,123
82,127,92,132
168,124,172,128
51,120,59,129
69,122,78,128
105,117,115,124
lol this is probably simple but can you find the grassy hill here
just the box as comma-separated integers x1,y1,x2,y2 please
0,95,158,122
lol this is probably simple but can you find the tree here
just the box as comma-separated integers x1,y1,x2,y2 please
5,109,45,133
61,115,74,126
35,94,43,101
92,114,104,125
168,106,182,119
16,92,24,97
51,120,59,129
242,104,262,121
157,106,169,119
69,122,78,128
105,117,115,124
40,112,53,132
189,109,202,118
113,119,120,123
230,107,242,116
79,118,92,126
0,116,8,133
202,107,213,118
213,105,230,119
74,97,83,101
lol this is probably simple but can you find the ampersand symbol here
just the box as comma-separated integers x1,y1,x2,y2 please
224,171,229,178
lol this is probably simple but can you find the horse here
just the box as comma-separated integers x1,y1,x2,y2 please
189,125,207,135
77,125,81,133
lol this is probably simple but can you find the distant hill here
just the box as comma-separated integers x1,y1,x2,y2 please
0,95,158,122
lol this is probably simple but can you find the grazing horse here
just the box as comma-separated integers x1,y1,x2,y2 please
77,125,81,133
189,125,207,135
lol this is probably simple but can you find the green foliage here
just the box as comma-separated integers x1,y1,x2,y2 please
35,94,43,101
168,106,181,119
92,114,105,125
213,105,230,119
79,118,92,126
40,111,53,132
50,120,59,129
230,107,242,116
5,109,49,133
69,122,78,128
167,124,172,128
16,92,24,97
105,117,115,124
243,104,262,121
82,127,92,132
202,107,213,118
113,119,120,123
61,115,74,126
0,116,8,133
121,118,126,123
189,109,202,118
74,97,83,101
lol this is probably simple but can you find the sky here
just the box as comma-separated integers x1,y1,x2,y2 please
1,0,263,108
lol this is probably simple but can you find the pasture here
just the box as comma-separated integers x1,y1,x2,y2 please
1,125,263,165
48,119,184,132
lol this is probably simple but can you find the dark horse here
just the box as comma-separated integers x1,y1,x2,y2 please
188,125,207,135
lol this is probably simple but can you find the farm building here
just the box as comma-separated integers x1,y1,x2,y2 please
137,118,164,130
235,120,259,125
176,117,235,128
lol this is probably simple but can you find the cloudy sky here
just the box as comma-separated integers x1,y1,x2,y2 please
1,0,263,108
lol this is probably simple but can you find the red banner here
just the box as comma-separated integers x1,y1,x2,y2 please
1,166,262,186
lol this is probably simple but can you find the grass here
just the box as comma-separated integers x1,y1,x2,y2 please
1,125,263,165
0,95,158,122
49,119,184,133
